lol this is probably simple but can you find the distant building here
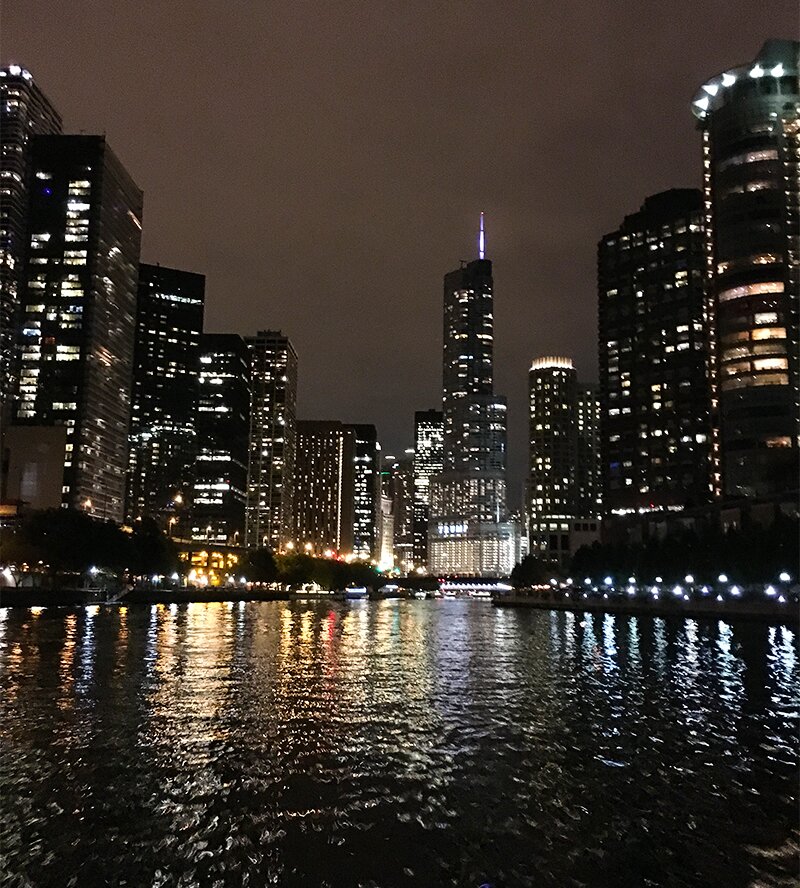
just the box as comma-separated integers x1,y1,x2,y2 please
692,39,799,499
412,409,443,570
382,450,415,572
293,420,355,554
598,189,712,515
376,492,394,571
429,216,517,576
191,333,250,546
126,263,204,533
576,384,602,519
245,330,297,550
0,66,62,417
350,423,378,560
12,135,142,523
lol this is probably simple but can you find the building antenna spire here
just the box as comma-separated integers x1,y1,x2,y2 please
478,211,485,260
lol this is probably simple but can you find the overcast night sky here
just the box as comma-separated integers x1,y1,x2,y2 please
3,2,797,502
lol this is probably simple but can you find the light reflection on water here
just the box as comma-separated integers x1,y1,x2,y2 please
0,600,797,887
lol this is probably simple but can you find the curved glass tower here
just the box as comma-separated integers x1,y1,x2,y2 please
692,39,799,499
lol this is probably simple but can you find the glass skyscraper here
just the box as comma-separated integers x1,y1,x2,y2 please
127,263,205,533
9,135,142,523
350,423,378,561
412,409,443,569
244,330,297,551
0,66,62,416
692,39,799,499
429,219,517,576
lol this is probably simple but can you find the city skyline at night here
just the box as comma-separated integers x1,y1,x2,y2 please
4,4,797,501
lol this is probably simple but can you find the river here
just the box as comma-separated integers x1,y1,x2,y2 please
0,600,797,887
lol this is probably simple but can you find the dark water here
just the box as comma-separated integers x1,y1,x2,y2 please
0,601,797,888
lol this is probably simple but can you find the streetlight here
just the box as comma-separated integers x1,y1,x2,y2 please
168,516,177,538
779,571,791,583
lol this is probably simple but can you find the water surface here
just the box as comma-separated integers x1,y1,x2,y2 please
0,600,797,887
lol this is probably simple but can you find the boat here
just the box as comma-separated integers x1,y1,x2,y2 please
413,590,428,600
345,585,369,600
294,582,333,598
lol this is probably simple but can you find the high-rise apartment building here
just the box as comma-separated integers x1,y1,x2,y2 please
8,135,142,523
245,330,297,550
293,420,355,553
0,66,62,416
412,409,443,569
350,423,378,560
692,39,799,499
527,358,601,565
598,189,712,514
429,217,518,576
126,264,204,532
191,334,251,546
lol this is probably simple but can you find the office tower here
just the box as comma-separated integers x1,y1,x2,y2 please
376,492,394,571
8,135,142,522
350,423,378,560
692,39,799,499
382,450,415,572
292,420,355,553
527,358,602,565
126,264,204,532
412,409,443,569
598,189,712,514
191,334,251,545
245,330,297,551
429,216,518,576
0,66,62,417
576,384,602,519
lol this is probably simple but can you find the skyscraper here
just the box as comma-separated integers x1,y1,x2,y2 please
8,135,142,523
429,216,517,576
692,39,799,499
350,423,378,560
293,420,355,553
598,189,712,514
412,409,443,569
527,358,601,565
0,66,62,416
191,333,251,546
245,330,297,551
127,263,204,532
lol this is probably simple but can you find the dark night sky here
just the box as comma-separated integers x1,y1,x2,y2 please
3,2,797,504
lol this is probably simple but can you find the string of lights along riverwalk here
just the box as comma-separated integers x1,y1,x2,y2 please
0,38,797,597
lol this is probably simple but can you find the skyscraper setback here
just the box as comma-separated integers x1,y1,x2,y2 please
429,218,517,576
0,66,62,415
692,39,799,499
8,135,142,523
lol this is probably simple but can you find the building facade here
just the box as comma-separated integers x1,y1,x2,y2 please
126,263,204,532
527,358,602,566
244,330,297,550
598,189,712,515
412,409,443,570
10,135,142,523
292,420,355,554
191,333,250,546
382,450,415,572
692,39,799,499
350,423,378,560
0,66,62,418
429,219,517,576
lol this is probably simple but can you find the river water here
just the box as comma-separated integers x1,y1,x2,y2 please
0,600,797,887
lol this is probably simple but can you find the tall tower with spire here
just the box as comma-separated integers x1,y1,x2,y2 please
428,216,520,576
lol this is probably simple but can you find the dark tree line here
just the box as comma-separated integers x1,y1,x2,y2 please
0,509,179,576
241,548,381,588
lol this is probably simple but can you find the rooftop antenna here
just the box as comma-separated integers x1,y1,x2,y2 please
478,211,485,260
